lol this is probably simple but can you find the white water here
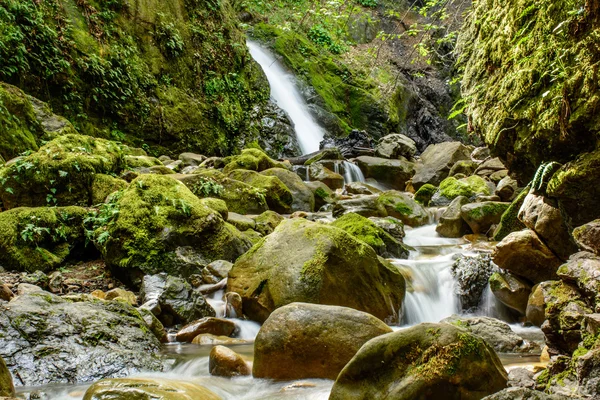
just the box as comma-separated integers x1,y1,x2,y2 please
342,161,365,183
247,40,325,154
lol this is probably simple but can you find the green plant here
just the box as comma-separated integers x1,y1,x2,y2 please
154,13,185,58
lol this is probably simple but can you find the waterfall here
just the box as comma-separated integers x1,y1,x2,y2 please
247,40,325,154
342,161,365,183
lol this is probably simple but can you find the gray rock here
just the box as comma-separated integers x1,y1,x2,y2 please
436,196,471,238
482,387,570,399
412,142,471,189
308,163,344,190
374,134,417,160
201,260,233,285
461,201,510,235
495,176,519,202
369,216,405,241
508,368,536,389
475,157,507,177
344,181,382,195
449,159,479,177
333,195,388,218
262,167,315,212
556,252,600,306
227,212,256,232
471,147,491,161
573,219,600,256
451,253,497,311
489,271,532,315
355,156,415,190
305,181,334,211
178,153,206,167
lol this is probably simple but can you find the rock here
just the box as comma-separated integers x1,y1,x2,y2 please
442,316,540,353
375,134,417,160
252,210,284,236
436,196,472,238
475,158,506,177
343,181,382,195
178,153,206,167
0,281,13,301
329,322,508,400
139,274,215,326
0,291,162,387
461,201,510,234
414,183,437,206
125,155,162,169
201,260,233,285
253,303,392,380
105,288,137,306
495,176,518,202
175,318,236,342
138,308,167,343
493,230,563,284
518,193,578,261
226,212,256,232
224,292,243,318
355,156,415,189
508,368,536,389
411,142,472,189
369,216,405,242
0,356,14,397
305,181,334,210
430,175,491,206
573,219,600,256
451,254,497,311
208,346,251,377
227,219,406,323
0,206,88,273
308,163,344,190
99,174,252,279
449,160,479,177
228,169,293,214
261,168,314,212
471,147,491,161
493,186,529,241
91,174,128,205
320,129,374,158
377,191,430,227
556,252,600,305
16,283,43,295
331,213,410,259
490,169,509,183
302,148,344,165
482,387,568,399
332,195,387,218
489,272,532,315
83,377,221,400
223,148,289,174
191,334,248,345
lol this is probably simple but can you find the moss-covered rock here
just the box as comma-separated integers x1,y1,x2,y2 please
460,201,510,235
91,174,128,205
449,160,479,177
573,220,600,256
377,191,429,227
489,272,532,315
96,174,252,281
414,183,437,206
431,175,491,206
223,148,289,174
0,206,88,272
331,212,410,259
124,155,163,169
308,163,344,190
303,148,344,165
227,218,405,323
305,181,335,211
261,168,314,212
227,169,293,214
333,195,388,219
253,210,284,236
329,322,508,400
493,185,529,241
83,378,221,400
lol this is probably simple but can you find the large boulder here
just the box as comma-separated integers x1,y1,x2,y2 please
573,219,600,256
493,230,562,284
261,168,315,212
430,175,491,206
0,291,163,387
377,191,430,227
227,169,293,214
223,148,289,174
0,206,88,273
411,142,472,189
461,201,510,235
253,303,392,380
489,272,532,315
227,219,406,323
331,213,410,259
329,323,507,400
495,176,518,202
436,196,471,238
374,134,417,160
332,195,388,218
355,156,415,189
305,181,335,210
83,378,220,400
93,174,252,280
557,252,600,306
451,253,497,312
0,356,14,397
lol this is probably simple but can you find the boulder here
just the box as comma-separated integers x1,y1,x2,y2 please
377,191,430,227
305,181,334,210
355,156,415,189
493,230,562,284
475,158,506,176
227,213,256,232
139,274,215,326
332,195,387,218
430,175,491,206
374,134,417,159
105,288,137,306
201,260,233,285
449,160,479,177
175,318,236,342
209,346,251,377
91,174,128,205
0,291,162,387
344,181,382,195
96,174,252,279
308,163,344,190
253,303,392,380
461,201,510,234
573,219,600,256
223,148,289,174
507,368,536,390
228,169,293,214
252,210,284,236
493,186,529,241
331,213,410,259
451,254,497,312
178,153,206,167
471,147,491,161
518,193,578,261
411,142,472,189
482,387,568,400
495,176,518,202
125,155,162,169
83,378,220,400
0,356,14,397
557,252,600,305
261,168,314,212
369,216,405,242
414,183,437,206
442,316,540,353
489,272,532,315
329,323,508,400
227,219,406,323
436,196,471,238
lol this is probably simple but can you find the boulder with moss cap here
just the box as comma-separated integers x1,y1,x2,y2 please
223,148,289,174
430,175,491,206
227,218,405,323
377,190,429,227
227,169,293,214
460,201,510,235
261,167,314,212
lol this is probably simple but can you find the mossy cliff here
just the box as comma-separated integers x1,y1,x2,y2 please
457,0,600,180
0,0,269,156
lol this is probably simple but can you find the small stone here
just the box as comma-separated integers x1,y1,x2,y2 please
0,281,13,302
47,271,63,294
209,345,251,377
91,290,107,300
105,288,137,306
16,283,43,295
224,292,243,319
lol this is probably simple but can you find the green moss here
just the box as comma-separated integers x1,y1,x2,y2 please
227,169,293,214
303,148,343,165
314,187,330,200
331,212,387,249
492,186,529,241
463,202,509,221
414,184,437,206
438,175,490,201
223,148,289,173
91,174,128,205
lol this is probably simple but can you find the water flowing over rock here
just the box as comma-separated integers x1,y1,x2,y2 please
83,378,221,400
451,253,497,312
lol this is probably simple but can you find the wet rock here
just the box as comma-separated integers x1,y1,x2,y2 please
369,216,405,242
261,168,314,212
493,230,562,284
573,220,600,256
411,142,472,189
329,322,508,400
436,196,471,238
374,134,417,160
355,156,415,190
332,195,387,218
0,356,14,397
308,163,344,190
139,274,215,326
191,334,247,345
209,346,251,377
451,253,497,312
495,176,518,202
253,303,392,380
518,193,578,261
461,201,510,235
489,272,532,315
305,181,334,211
482,387,568,399
138,308,167,343
82,377,220,400
227,219,406,323
175,318,236,343
228,169,293,214
556,252,600,306
302,148,344,165
0,291,163,387
508,368,536,389
320,129,374,158
252,210,284,236
227,212,256,232
430,175,491,206
105,288,137,306
442,316,540,353
343,181,382,195
201,260,233,285
377,191,430,227
224,292,243,318
0,280,13,301
414,183,437,206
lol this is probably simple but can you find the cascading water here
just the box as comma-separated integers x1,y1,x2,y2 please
342,161,365,183
247,40,325,154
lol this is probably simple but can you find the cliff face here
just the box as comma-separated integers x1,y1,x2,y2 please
457,0,600,180
0,0,270,156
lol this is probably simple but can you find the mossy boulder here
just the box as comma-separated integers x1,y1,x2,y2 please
83,378,221,400
124,155,163,169
253,302,392,380
303,148,344,165
305,181,335,210
227,169,293,214
223,148,289,174
96,174,252,281
411,142,472,189
227,218,406,323
261,168,314,212
414,183,437,206
489,272,532,315
573,220,600,256
431,175,491,206
329,323,508,400
308,163,344,190
493,185,529,241
377,191,429,227
355,156,415,189
333,195,388,219
0,206,88,272
449,160,479,177
0,356,14,397
91,174,128,205
460,201,510,235
331,213,410,259
556,252,600,307
436,196,472,238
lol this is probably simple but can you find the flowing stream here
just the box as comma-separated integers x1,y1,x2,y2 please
247,40,325,155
